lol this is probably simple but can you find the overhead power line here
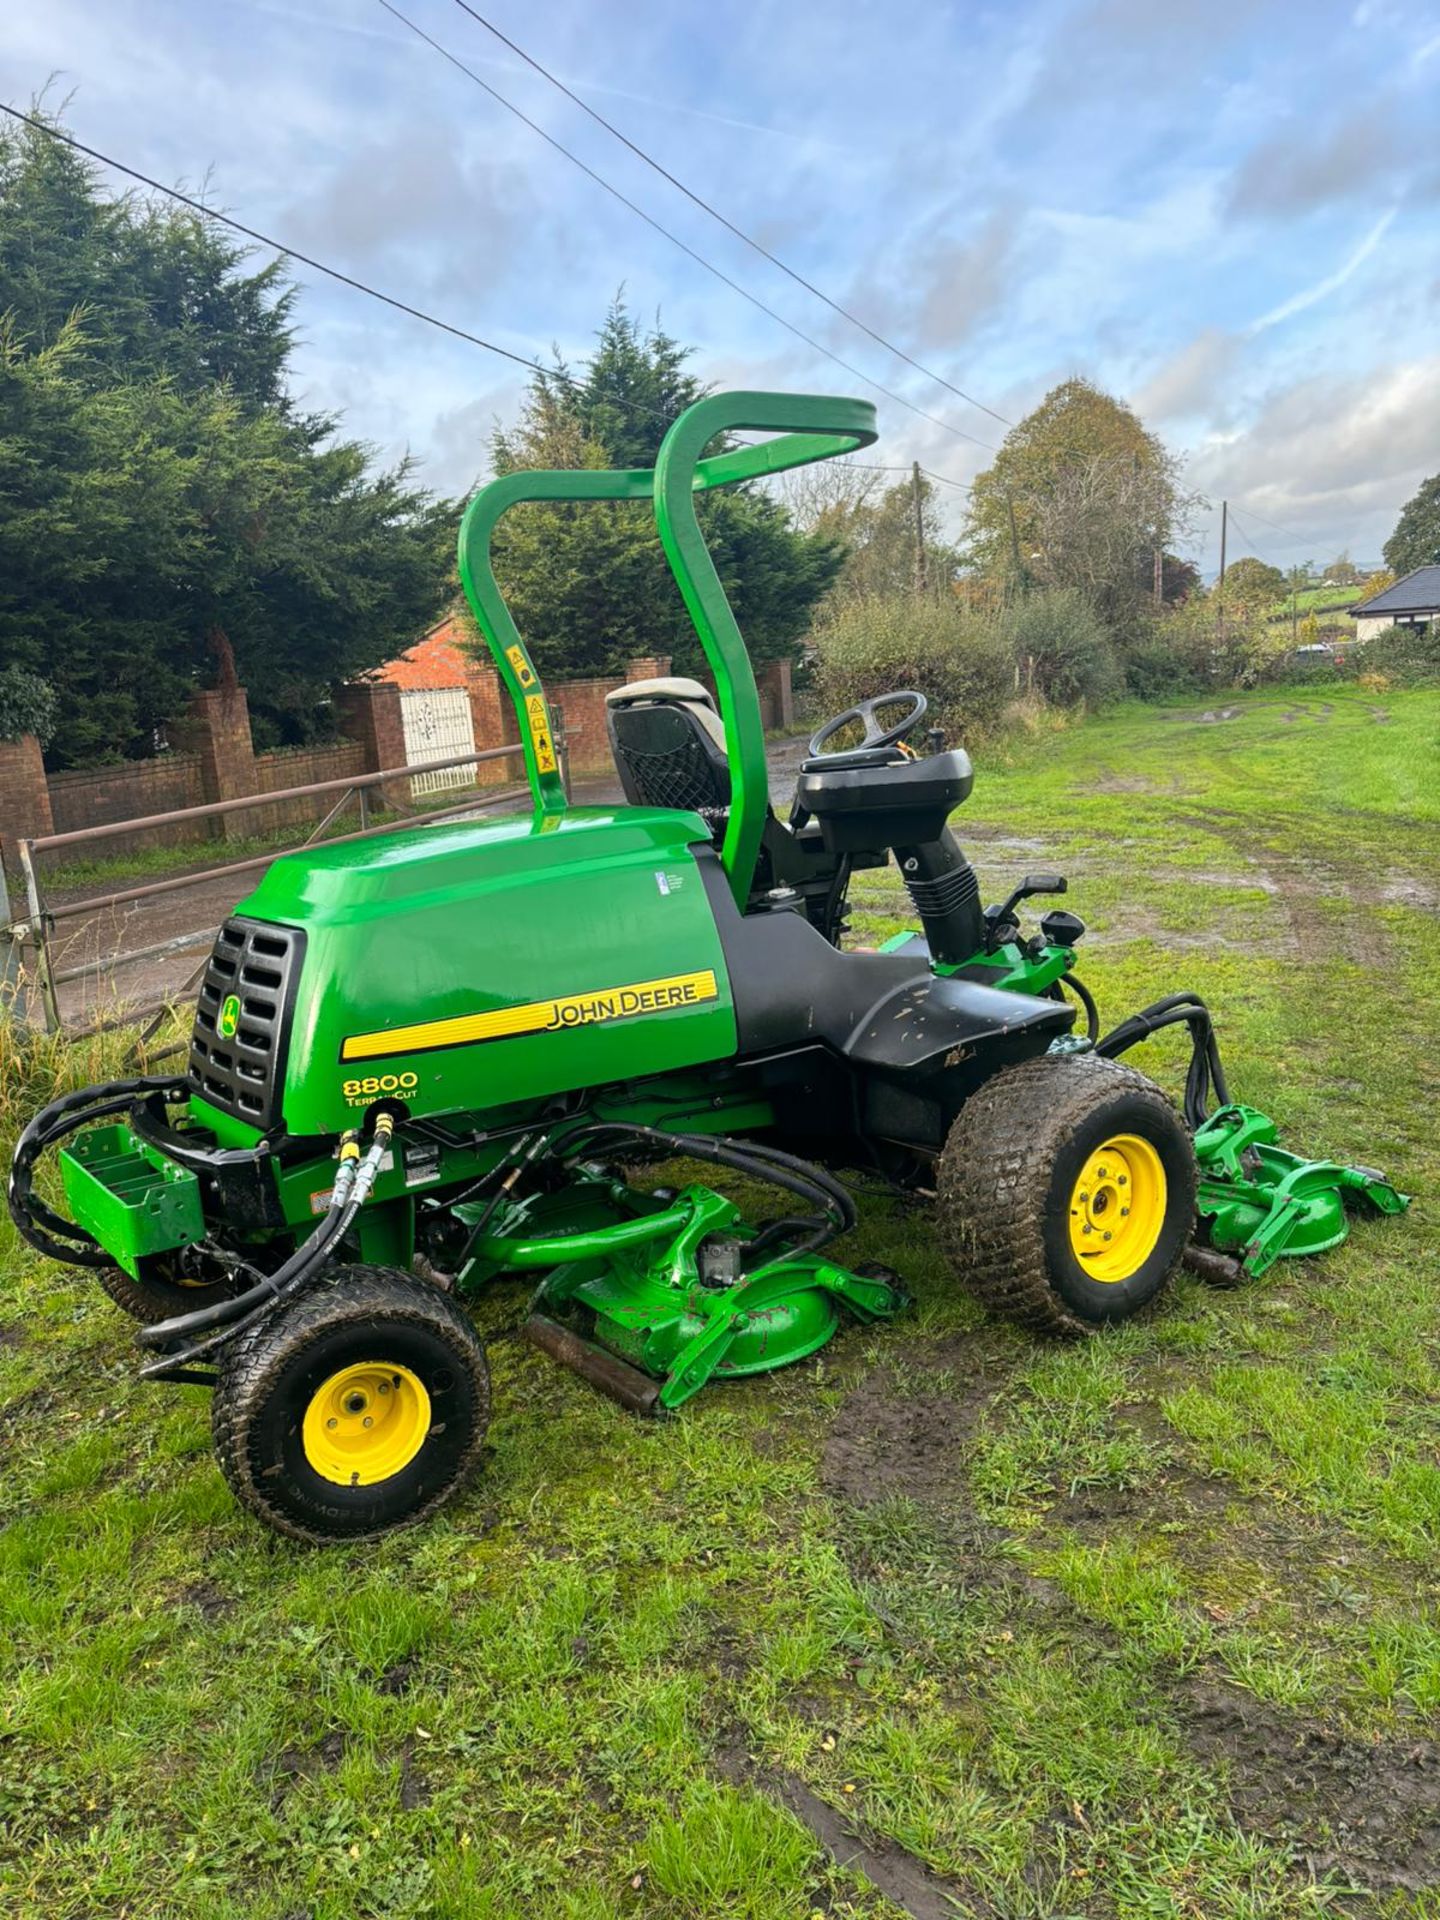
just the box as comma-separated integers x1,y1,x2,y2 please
844,461,973,492
0,103,983,496
447,0,1014,432
0,102,570,380
378,0,1001,455
1231,502,1311,545
1223,507,1279,568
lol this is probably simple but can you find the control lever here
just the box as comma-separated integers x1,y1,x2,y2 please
983,873,1067,952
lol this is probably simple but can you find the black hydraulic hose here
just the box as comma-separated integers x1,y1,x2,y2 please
1095,993,1230,1130
725,1134,858,1230
138,1196,364,1377
137,1122,388,1349
138,1121,396,1376
1058,971,1100,1042
551,1119,854,1262
556,1122,846,1221
136,1184,349,1348
448,1126,553,1280
7,1076,190,1267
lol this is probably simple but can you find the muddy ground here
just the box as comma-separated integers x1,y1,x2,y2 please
821,1359,1440,1903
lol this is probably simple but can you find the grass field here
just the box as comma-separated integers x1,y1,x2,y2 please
1266,587,1361,623
2,686,1437,1919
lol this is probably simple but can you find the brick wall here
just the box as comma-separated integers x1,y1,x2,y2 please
462,655,671,776
336,682,410,808
48,754,205,855
685,658,793,732
464,667,522,788
8,647,789,882
546,657,671,774
253,740,369,831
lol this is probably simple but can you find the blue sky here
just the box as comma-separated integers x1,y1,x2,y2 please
5,0,1438,572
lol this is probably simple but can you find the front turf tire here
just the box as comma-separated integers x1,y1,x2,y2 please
936,1052,1196,1336
212,1264,490,1545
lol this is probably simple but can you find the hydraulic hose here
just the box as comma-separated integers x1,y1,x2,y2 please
137,1115,396,1372
550,1119,855,1263
7,1076,190,1268
1056,971,1100,1042
1095,992,1230,1130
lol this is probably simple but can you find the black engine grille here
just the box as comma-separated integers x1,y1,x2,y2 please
188,917,305,1129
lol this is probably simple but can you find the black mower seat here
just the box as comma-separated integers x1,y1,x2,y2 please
605,678,887,944
692,847,1071,1101
606,678,731,818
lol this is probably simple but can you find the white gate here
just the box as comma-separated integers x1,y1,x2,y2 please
399,686,477,796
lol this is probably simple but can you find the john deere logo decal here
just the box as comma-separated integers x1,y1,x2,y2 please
340,969,719,1063
218,994,241,1039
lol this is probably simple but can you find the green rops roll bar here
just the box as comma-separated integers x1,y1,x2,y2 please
456,392,878,905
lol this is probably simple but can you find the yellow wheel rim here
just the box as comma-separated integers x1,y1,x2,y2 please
1067,1134,1168,1283
301,1362,431,1487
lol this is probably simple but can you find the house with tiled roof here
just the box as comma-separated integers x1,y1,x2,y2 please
373,616,475,693
371,617,499,794
1351,565,1440,642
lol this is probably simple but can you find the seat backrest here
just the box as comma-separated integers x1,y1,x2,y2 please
605,679,731,819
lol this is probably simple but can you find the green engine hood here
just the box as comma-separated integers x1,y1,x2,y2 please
231,806,737,1136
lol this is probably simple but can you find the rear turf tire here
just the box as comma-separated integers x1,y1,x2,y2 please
935,1052,1196,1336
94,1262,240,1327
212,1264,490,1545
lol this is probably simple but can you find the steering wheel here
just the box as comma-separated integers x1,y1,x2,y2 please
806,689,928,761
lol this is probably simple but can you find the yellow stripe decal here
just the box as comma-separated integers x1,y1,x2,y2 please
341,969,720,1063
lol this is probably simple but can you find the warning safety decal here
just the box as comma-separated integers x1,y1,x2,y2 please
524,691,558,774
504,643,536,688
340,969,720,1063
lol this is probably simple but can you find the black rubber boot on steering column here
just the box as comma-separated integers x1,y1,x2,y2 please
895,828,985,965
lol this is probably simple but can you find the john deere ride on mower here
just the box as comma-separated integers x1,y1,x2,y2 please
8,393,1408,1544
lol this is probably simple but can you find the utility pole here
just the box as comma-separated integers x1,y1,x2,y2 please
1215,499,1227,635
1153,546,1163,607
1291,566,1300,648
911,461,927,594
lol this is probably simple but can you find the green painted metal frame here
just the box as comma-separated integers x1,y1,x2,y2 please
456,391,878,905
460,1170,905,1409
1193,1103,1409,1279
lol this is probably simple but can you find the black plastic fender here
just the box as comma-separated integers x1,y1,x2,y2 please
697,847,1070,1081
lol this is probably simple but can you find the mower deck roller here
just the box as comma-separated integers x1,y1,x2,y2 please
8,390,1408,1544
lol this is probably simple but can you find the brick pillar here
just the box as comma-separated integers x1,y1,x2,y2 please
462,665,521,789
182,687,258,841
0,733,54,881
336,681,409,809
626,655,671,682
757,657,794,730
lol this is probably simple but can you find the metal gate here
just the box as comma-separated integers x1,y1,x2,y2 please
400,686,477,795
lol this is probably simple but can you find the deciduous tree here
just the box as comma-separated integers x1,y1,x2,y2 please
1222,556,1286,602
963,379,1196,626
1384,474,1440,576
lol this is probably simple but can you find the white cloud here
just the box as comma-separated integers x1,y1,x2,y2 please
1133,328,1243,422
1188,355,1440,563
